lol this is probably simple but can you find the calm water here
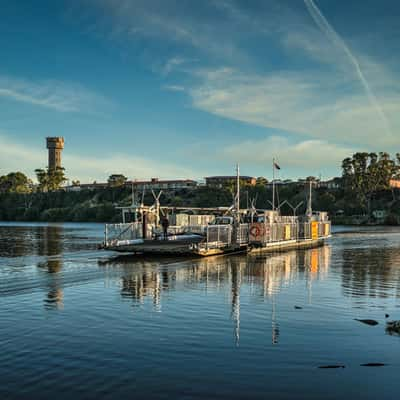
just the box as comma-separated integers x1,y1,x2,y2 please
1,222,400,399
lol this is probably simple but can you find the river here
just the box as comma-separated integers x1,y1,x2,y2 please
1,222,400,399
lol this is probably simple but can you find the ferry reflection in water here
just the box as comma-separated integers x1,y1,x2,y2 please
102,245,331,345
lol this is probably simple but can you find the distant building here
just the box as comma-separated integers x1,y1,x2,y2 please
318,178,342,190
390,179,400,189
205,176,256,188
127,178,197,191
264,177,341,190
65,178,197,192
265,179,295,189
46,137,64,170
65,182,108,191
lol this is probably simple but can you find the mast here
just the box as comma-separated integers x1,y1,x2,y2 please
236,163,240,221
272,158,275,211
306,179,313,218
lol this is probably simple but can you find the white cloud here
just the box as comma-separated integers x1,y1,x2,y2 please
0,133,199,182
84,0,250,62
84,0,400,150
0,133,44,176
162,57,187,75
304,0,391,137
23,0,400,180
0,75,110,113
187,67,399,148
223,135,355,170
162,85,185,92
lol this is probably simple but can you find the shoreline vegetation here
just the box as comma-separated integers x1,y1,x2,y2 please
1,152,400,225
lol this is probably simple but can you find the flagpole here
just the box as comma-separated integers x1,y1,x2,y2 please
272,158,275,211
236,163,240,221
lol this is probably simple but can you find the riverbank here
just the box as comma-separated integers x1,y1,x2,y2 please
1,185,399,224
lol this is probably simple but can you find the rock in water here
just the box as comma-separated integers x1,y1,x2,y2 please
354,319,379,326
360,363,386,367
385,314,390,318
386,320,400,334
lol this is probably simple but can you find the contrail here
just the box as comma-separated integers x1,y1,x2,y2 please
304,0,392,136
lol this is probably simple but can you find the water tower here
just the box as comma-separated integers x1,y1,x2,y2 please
46,137,64,170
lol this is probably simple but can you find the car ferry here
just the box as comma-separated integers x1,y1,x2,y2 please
101,168,331,257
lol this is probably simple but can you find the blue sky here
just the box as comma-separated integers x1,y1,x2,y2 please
0,0,399,182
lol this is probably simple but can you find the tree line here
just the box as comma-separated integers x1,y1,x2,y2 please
341,152,400,214
1,151,400,223
0,170,130,194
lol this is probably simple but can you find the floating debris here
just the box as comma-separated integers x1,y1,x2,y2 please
318,365,345,369
360,363,386,367
294,306,303,310
354,319,379,326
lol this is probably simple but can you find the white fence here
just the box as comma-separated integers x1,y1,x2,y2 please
205,225,232,249
236,224,249,244
105,222,208,245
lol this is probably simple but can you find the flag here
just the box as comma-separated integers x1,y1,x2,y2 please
274,162,281,170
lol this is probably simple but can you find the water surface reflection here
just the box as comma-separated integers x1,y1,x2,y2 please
341,247,400,298
2,223,400,400
101,246,332,345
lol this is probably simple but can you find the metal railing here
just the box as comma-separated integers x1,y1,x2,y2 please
249,221,331,244
269,223,298,242
105,222,155,245
205,225,232,249
236,224,249,244
104,219,332,249
166,225,207,236
105,222,142,244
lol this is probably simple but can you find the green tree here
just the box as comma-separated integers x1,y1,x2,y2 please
341,152,400,214
35,168,49,192
317,192,336,213
0,172,32,193
108,174,127,187
256,177,268,186
35,167,67,192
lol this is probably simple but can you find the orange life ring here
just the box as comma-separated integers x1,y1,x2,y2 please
250,225,264,237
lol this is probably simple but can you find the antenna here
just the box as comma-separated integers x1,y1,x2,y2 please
151,190,163,226
286,200,304,217
278,199,288,210
250,194,258,222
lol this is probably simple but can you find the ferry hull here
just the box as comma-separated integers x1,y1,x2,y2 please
105,238,200,255
105,237,329,257
249,238,327,254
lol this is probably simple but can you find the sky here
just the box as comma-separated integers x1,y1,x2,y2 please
0,0,399,183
